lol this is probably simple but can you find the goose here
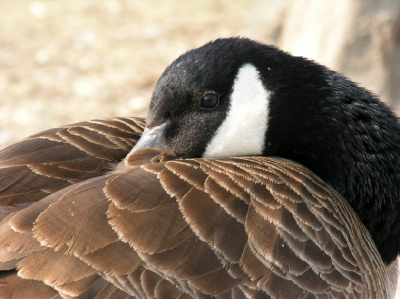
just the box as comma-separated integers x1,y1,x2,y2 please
0,37,399,298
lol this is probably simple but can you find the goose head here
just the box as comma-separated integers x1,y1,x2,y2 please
131,37,400,265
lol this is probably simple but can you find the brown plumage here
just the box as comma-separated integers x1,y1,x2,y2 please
0,116,395,298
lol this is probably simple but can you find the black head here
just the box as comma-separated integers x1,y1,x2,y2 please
132,37,400,264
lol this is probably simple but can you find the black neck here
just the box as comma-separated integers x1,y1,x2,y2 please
266,72,400,264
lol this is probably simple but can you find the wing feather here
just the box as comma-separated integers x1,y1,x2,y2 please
0,117,144,206
0,146,392,298
0,271,59,299
34,177,118,256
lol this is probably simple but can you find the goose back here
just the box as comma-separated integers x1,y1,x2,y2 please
0,123,393,297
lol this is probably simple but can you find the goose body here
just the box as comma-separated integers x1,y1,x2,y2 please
0,38,400,298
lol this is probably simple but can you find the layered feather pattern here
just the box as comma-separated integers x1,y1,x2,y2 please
0,117,392,298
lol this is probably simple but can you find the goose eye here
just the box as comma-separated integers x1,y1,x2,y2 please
201,93,219,109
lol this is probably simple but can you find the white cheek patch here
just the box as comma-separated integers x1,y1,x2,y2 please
203,63,270,158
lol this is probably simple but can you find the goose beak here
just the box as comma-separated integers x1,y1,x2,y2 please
129,121,168,155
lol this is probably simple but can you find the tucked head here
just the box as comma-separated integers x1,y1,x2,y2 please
132,37,400,264
135,38,328,159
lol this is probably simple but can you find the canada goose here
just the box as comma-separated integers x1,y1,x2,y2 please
0,37,399,298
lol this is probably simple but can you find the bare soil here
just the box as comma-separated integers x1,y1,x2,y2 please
0,0,258,147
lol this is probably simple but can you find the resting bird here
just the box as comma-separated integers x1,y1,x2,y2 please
0,37,399,298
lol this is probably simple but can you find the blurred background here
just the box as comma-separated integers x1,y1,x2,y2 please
1,0,400,148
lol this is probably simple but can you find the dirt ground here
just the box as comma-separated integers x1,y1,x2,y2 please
0,0,283,147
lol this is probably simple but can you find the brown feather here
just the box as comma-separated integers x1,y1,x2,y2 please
139,268,162,298
0,213,38,253
9,185,75,234
107,202,193,255
17,247,96,286
153,279,185,299
0,117,144,207
34,176,118,256
178,186,248,263
93,282,128,299
82,241,142,276
105,166,175,213
0,117,394,298
106,166,193,254
72,278,119,299
53,274,99,297
0,271,59,299
0,164,68,206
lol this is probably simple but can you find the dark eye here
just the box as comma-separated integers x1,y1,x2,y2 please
201,93,219,109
